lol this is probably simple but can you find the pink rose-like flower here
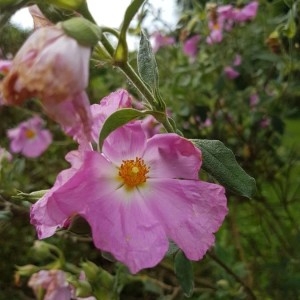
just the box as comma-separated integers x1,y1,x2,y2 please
183,35,201,61
7,116,52,158
1,26,92,142
31,116,227,273
224,66,240,79
151,31,175,53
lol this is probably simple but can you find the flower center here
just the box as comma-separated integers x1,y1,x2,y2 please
119,157,150,188
25,129,36,139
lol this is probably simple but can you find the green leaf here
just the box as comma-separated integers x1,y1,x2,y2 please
137,30,159,92
174,251,194,297
114,0,145,63
191,139,256,198
98,108,145,150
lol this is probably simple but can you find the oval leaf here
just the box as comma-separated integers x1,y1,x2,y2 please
99,108,145,150
174,251,194,297
191,139,256,198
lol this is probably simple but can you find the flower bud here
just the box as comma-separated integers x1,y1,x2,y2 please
60,17,101,47
16,264,40,276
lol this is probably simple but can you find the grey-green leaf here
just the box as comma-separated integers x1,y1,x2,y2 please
174,251,194,297
137,30,159,91
191,139,256,198
98,108,145,151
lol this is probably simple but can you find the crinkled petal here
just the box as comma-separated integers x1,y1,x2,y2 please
143,178,227,260
102,122,146,165
30,151,118,238
86,187,168,273
90,89,132,143
143,134,201,180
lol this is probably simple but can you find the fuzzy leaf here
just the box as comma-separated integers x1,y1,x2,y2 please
192,139,256,198
137,30,159,91
174,251,194,297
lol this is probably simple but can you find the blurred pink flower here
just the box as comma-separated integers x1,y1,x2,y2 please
260,116,271,128
183,35,201,60
206,22,223,44
233,1,259,22
250,93,259,107
224,66,240,79
151,31,175,53
28,270,71,300
233,54,242,66
7,116,52,158
31,123,227,274
1,26,92,142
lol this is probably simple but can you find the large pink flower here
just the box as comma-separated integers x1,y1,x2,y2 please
31,121,227,273
7,116,52,158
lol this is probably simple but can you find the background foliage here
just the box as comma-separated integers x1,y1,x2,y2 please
1,0,300,299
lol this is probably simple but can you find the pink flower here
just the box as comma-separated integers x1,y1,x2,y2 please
151,31,175,53
250,93,259,107
224,66,240,79
31,116,227,273
1,26,92,142
183,35,201,61
260,116,271,128
7,116,52,158
233,54,242,66
206,23,223,44
233,1,259,22
2,26,90,105
28,270,71,300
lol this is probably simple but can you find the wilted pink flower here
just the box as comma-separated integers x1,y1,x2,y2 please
151,31,175,53
2,26,90,105
183,35,201,61
7,116,52,158
31,94,227,274
1,26,92,142
0,60,12,105
28,270,71,300
233,1,259,22
224,66,240,79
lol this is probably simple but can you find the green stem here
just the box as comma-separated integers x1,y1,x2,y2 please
99,33,176,133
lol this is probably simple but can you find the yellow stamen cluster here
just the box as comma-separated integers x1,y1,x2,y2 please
25,129,36,139
119,157,150,188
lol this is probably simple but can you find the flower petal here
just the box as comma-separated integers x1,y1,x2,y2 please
30,151,118,238
144,178,227,260
86,187,168,273
102,122,146,165
143,134,202,180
